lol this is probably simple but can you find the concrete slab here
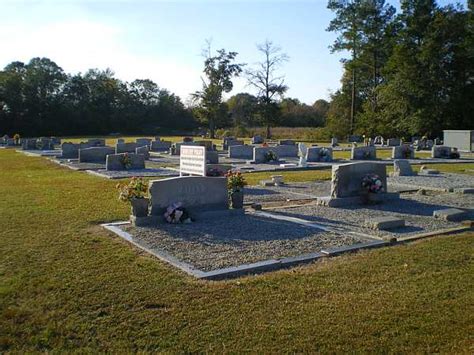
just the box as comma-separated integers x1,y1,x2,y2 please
453,187,474,194
433,208,468,221
365,216,405,230
321,240,388,256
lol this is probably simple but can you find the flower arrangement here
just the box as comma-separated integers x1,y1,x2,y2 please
403,146,412,159
164,202,192,223
120,153,133,169
361,174,384,194
226,171,247,193
450,149,460,159
318,148,331,162
13,133,20,144
207,167,225,177
116,177,148,202
264,150,278,162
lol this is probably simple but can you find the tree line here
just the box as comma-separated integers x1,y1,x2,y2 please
325,0,473,139
0,58,196,136
1,0,472,139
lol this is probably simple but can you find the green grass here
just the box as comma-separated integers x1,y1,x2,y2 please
1,149,473,352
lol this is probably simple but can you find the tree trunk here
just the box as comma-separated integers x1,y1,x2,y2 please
209,117,215,139
351,67,356,135
266,125,271,139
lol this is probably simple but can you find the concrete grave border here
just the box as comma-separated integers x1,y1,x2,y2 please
101,208,473,280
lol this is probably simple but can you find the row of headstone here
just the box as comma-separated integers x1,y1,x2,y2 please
392,159,416,176
78,147,115,163
392,145,415,159
351,146,377,160
386,138,401,147
432,146,457,159
106,153,145,171
306,147,333,162
252,145,299,163
170,140,215,155
20,137,58,150
317,161,399,207
228,144,254,159
251,135,264,144
222,137,244,150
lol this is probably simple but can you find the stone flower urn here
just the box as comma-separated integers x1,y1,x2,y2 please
230,190,244,209
131,198,149,217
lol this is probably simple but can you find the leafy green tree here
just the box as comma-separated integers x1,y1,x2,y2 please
226,93,258,127
246,40,289,138
192,44,244,138
376,0,473,136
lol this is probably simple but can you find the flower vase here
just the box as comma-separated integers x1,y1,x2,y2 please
230,190,244,209
131,198,149,217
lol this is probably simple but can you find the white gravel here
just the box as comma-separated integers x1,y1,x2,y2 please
389,173,474,191
123,214,371,272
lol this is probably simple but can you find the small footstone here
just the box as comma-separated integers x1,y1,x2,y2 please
251,203,262,210
260,180,275,187
433,208,468,221
365,216,405,230
420,168,439,175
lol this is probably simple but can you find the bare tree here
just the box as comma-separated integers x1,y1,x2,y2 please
246,40,289,138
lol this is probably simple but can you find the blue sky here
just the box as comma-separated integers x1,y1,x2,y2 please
0,0,466,105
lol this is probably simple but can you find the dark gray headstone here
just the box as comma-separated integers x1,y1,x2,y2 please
105,153,145,171
331,162,387,198
351,146,377,160
150,140,171,152
116,142,138,154
149,176,228,215
228,145,254,159
136,145,150,160
306,147,333,162
78,146,115,163
393,159,415,176
392,145,414,159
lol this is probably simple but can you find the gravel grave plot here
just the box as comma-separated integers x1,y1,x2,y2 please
148,154,180,166
270,193,471,239
388,173,474,191
402,190,474,211
122,214,373,272
245,182,331,203
88,168,179,179
244,181,408,203
56,160,105,171
18,149,62,157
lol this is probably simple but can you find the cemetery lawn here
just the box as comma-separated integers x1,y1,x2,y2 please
1,149,473,352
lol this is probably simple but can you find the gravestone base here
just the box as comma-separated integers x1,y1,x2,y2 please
317,192,400,207
420,169,440,175
248,160,284,165
131,209,245,226
316,195,362,207
130,215,160,227
260,180,276,187
365,216,405,230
